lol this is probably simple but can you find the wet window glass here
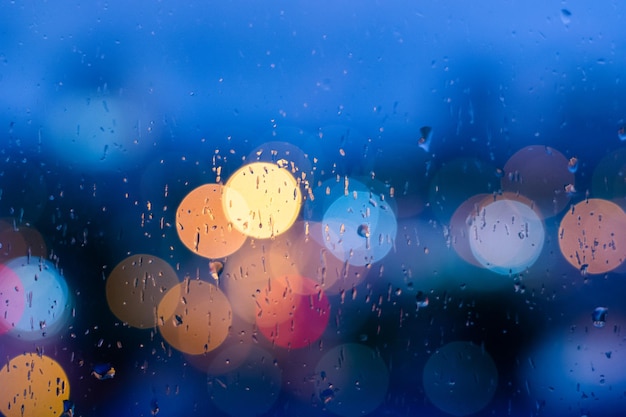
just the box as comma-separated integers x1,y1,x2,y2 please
0,1,624,416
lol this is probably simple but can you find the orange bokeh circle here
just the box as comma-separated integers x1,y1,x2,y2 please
176,184,248,259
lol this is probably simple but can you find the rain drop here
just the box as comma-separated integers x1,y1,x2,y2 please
592,307,608,328
417,126,433,152
209,261,224,281
416,291,429,309
560,9,572,25
357,224,370,238
320,387,335,404
564,183,576,197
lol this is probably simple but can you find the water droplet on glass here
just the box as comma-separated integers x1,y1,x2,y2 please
416,291,429,309
618,125,626,141
150,399,159,415
560,9,572,25
568,157,579,173
592,307,608,328
91,363,116,380
61,400,75,417
320,387,335,404
209,261,224,281
357,224,370,238
418,126,433,152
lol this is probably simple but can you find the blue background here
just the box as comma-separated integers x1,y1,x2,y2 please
1,1,626,416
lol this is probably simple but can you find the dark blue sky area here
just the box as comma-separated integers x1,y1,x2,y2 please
2,0,624,160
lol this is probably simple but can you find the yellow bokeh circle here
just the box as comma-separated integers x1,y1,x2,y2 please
223,162,302,239
0,353,70,417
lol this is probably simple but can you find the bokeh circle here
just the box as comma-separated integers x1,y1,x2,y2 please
314,343,389,417
157,279,232,354
106,254,180,329
467,194,545,274
176,184,248,259
4,256,72,340
208,345,282,417
223,162,302,239
0,353,70,417
423,341,498,416
501,145,574,218
558,198,626,274
256,274,330,349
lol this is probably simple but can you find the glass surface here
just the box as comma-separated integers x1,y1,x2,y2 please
0,1,625,416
